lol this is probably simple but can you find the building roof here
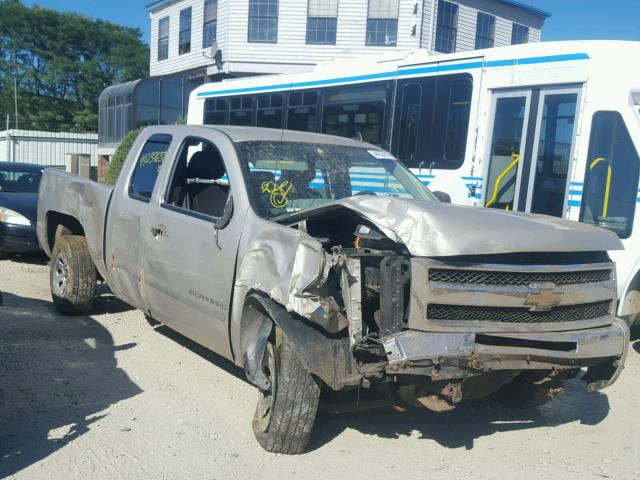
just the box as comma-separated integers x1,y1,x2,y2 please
145,0,175,11
496,0,551,18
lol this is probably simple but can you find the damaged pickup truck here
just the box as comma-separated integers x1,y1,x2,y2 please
37,125,629,454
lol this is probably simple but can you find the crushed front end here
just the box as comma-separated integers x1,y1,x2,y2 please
339,249,629,410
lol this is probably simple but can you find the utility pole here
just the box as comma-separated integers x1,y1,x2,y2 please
5,114,11,162
14,77,19,130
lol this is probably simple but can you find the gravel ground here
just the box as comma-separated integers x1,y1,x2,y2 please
1,253,639,480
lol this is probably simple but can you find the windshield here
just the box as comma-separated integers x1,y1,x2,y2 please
235,141,435,219
0,167,43,193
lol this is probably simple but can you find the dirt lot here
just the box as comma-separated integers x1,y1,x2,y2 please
1,254,639,480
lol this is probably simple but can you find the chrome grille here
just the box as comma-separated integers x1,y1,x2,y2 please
428,268,612,286
427,301,612,324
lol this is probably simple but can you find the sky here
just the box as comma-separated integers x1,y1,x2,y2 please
21,0,640,45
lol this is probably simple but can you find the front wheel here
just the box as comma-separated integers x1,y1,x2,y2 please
50,235,96,315
252,330,320,454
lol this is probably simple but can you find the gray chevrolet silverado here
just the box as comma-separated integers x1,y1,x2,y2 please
37,125,629,454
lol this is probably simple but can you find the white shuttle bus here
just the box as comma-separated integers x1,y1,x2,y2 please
188,40,640,332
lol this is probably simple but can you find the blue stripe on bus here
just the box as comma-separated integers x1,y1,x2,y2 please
569,190,582,196
568,200,582,207
570,181,584,186
197,53,590,98
462,176,483,181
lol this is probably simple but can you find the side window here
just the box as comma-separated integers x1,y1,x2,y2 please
580,111,640,239
129,134,172,202
256,93,284,128
321,82,392,146
229,96,255,126
165,137,230,219
286,91,318,132
204,98,227,124
392,73,472,169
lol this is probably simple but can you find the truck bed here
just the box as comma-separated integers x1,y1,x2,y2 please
37,169,113,278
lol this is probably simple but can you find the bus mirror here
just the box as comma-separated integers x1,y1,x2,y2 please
433,191,451,203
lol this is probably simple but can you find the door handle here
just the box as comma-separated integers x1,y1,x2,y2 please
150,225,167,238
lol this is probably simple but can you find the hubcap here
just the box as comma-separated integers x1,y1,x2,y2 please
255,343,277,433
53,252,69,297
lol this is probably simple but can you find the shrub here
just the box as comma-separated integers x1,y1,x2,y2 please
104,127,143,185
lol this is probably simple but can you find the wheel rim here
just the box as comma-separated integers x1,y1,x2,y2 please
53,252,69,297
255,343,277,433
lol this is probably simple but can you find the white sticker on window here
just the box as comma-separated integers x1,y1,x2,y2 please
368,149,396,160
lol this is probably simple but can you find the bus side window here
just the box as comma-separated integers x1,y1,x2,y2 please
580,111,640,239
204,98,227,125
397,83,422,161
257,94,284,129
393,73,472,170
229,96,255,126
321,82,391,146
287,91,318,132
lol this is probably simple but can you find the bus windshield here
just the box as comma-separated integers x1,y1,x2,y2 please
235,141,436,220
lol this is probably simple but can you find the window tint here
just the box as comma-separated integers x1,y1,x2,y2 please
179,8,192,55
580,111,640,239
129,134,172,202
322,82,391,146
392,74,472,169
257,94,284,128
204,98,227,124
475,12,495,49
158,17,169,61
511,23,529,45
203,0,218,47
248,0,278,42
165,137,230,219
229,96,254,126
435,0,458,53
287,91,318,132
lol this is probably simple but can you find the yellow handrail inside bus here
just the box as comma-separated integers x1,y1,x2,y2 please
590,157,612,217
486,153,521,208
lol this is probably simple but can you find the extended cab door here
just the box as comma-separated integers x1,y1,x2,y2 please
105,132,174,310
141,130,244,359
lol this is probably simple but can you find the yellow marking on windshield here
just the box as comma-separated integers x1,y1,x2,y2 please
261,180,293,208
590,157,612,217
486,153,521,208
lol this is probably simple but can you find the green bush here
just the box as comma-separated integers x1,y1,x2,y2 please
104,127,143,185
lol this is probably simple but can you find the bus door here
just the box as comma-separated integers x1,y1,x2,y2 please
483,86,581,217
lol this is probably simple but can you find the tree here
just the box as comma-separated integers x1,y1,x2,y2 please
105,127,142,185
0,0,149,132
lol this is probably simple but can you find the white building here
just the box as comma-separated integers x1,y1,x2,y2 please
1,129,98,166
147,0,548,78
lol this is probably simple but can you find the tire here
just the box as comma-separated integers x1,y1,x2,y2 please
491,372,565,408
50,235,96,315
629,315,640,341
252,330,320,454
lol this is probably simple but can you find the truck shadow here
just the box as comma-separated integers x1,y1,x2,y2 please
0,293,142,478
309,375,610,452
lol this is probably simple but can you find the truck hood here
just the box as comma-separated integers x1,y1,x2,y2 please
281,196,623,257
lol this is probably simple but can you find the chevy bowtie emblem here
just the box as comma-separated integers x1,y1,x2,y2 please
525,282,565,311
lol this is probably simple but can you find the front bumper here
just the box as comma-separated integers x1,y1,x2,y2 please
0,222,40,252
383,318,629,391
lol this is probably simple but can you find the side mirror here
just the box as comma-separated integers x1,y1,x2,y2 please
215,194,234,231
433,191,451,204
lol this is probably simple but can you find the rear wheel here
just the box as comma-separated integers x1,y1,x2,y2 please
252,330,320,454
50,235,96,315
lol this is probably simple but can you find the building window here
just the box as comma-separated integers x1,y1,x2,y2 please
511,23,529,44
475,12,495,49
307,0,338,45
366,0,399,46
179,7,192,54
158,17,169,61
248,0,279,43
203,0,218,48
435,0,458,53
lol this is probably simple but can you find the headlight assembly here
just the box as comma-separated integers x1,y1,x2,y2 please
0,207,31,226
